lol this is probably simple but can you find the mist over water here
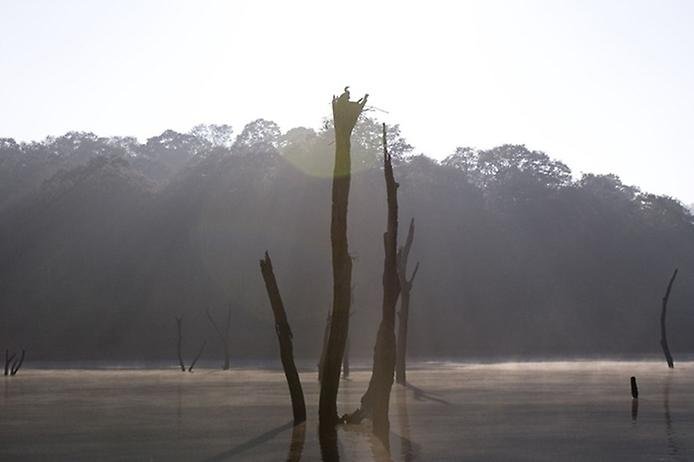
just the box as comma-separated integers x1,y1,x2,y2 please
1,361,692,461
1,3,694,460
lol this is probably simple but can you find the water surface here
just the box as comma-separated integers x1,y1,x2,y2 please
2,361,692,461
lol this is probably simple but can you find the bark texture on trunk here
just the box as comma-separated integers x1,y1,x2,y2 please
260,251,307,424
660,268,678,369
319,88,368,428
396,218,419,385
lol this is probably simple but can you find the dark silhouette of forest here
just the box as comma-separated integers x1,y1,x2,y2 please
1,119,692,361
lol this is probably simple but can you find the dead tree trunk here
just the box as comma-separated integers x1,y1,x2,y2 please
319,87,368,428
660,268,678,369
175,316,186,371
10,350,25,376
369,122,401,446
346,123,400,447
318,311,331,383
207,306,232,370
260,251,307,424
188,341,206,372
5,350,17,376
396,218,420,385
343,335,350,379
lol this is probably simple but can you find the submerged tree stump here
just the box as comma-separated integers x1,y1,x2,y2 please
660,269,678,369
319,88,368,428
630,376,639,399
260,251,306,424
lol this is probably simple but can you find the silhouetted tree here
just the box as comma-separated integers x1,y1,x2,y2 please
206,306,232,370
188,340,207,372
175,316,185,371
4,350,15,376
660,269,678,368
259,251,306,424
2,116,694,362
343,335,350,380
369,122,401,446
396,218,420,385
346,123,401,448
4,349,25,376
319,88,368,429
318,311,331,383
10,349,25,376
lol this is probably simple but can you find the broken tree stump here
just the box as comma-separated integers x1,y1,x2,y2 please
260,251,306,424
319,87,368,429
630,376,638,399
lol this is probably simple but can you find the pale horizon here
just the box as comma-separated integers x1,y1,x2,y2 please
1,0,693,203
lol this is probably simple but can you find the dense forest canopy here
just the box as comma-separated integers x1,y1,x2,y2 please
1,118,693,361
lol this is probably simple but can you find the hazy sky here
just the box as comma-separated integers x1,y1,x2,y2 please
1,1,693,203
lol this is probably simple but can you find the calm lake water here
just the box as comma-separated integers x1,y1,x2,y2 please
1,361,692,461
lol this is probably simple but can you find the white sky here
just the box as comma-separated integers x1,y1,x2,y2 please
1,0,693,203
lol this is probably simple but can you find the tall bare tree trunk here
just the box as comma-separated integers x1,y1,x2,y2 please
260,251,306,424
318,311,331,383
343,335,350,379
346,123,400,443
319,88,368,428
660,268,678,369
396,218,419,385
368,122,401,447
207,306,232,370
175,317,185,371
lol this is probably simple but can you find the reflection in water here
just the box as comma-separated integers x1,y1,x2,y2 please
176,383,182,436
396,386,416,461
405,383,450,406
631,398,638,422
319,425,340,462
286,422,306,462
341,422,392,462
203,421,294,462
663,375,680,459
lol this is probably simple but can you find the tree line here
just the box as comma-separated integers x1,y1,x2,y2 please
0,114,692,362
